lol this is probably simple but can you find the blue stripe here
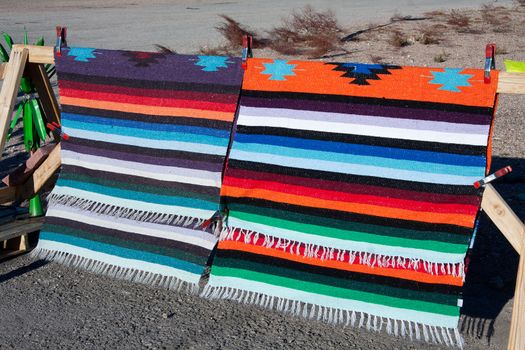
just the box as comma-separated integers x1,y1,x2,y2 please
63,118,229,147
234,133,486,167
56,178,218,211
40,231,203,274
232,141,485,177
62,112,230,138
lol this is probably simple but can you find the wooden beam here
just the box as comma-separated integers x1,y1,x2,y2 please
508,241,525,350
0,186,16,204
481,184,525,253
0,216,43,242
26,63,61,127
16,143,61,201
12,45,54,65
0,47,29,155
498,72,525,94
0,62,7,79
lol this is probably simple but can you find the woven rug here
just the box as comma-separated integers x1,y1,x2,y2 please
203,59,499,345
34,48,243,292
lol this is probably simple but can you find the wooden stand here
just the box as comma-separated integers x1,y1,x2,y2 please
0,44,524,349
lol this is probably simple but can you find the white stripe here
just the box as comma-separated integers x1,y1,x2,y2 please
237,114,487,146
47,205,217,250
208,276,458,328
52,185,215,219
228,216,465,264
38,240,201,284
64,126,226,155
61,150,221,188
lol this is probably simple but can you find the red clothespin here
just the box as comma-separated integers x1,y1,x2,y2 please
55,26,68,56
47,122,69,141
242,35,253,70
473,166,512,189
484,43,496,84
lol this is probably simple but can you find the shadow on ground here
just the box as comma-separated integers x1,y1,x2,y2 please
460,156,524,344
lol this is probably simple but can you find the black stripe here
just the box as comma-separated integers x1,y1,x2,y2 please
223,196,474,235
242,89,495,115
59,72,240,95
236,125,487,156
227,159,479,196
62,164,220,198
68,137,225,165
46,217,211,258
62,105,232,130
217,249,462,296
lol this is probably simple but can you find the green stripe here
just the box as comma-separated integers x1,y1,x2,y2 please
214,256,458,306
44,223,206,266
212,265,459,316
60,171,216,202
230,202,469,245
229,209,467,254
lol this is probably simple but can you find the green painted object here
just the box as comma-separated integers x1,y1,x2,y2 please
504,59,525,73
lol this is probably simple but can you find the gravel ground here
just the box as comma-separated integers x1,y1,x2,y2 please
1,1,524,349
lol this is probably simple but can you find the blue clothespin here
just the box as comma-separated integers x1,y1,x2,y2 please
484,43,496,84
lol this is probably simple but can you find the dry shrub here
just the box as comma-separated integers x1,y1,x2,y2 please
369,55,384,63
267,6,343,57
198,45,235,56
215,15,263,48
481,5,503,25
493,24,512,33
434,51,450,63
424,10,446,16
154,44,175,54
518,0,525,6
388,30,411,48
447,10,470,28
417,26,442,45
496,46,509,55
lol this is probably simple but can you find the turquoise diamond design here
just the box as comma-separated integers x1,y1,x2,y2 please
195,56,230,71
429,68,473,92
261,60,296,81
67,47,97,62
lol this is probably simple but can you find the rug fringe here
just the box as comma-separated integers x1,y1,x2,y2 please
48,193,214,233
220,228,465,277
201,285,464,348
32,247,199,295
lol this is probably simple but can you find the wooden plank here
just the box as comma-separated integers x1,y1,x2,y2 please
481,184,525,253
0,62,6,80
508,240,525,350
498,72,525,94
26,63,61,128
0,186,16,204
0,47,29,156
12,45,54,65
0,216,43,242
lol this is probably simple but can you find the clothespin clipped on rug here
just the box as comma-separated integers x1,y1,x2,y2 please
473,166,512,189
484,43,496,84
198,210,226,230
55,26,68,56
46,122,69,141
242,35,253,70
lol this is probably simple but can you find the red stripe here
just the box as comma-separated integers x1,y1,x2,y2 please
59,79,238,104
60,87,237,113
223,175,479,215
226,167,481,206
227,230,462,277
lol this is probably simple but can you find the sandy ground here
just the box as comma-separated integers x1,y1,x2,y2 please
1,1,525,349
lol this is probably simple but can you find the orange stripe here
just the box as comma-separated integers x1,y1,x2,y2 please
221,185,474,227
218,240,463,286
60,96,235,122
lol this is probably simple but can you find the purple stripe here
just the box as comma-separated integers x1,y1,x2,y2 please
63,142,223,173
240,96,491,126
56,49,244,87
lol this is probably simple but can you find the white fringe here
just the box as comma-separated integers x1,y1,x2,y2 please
48,193,219,235
200,285,464,348
221,228,465,277
32,247,199,294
